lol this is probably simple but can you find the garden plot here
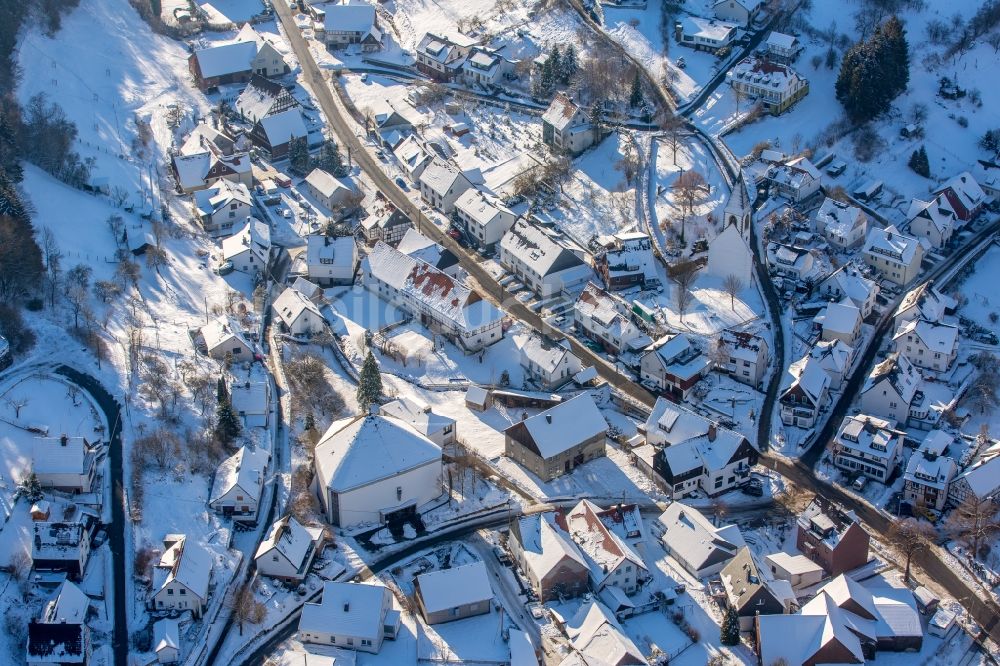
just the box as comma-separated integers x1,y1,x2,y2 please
651,137,728,249
635,272,763,337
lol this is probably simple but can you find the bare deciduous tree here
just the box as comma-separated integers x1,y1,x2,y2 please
671,261,699,322
944,496,1000,558
228,583,267,635
723,274,744,309
888,518,937,582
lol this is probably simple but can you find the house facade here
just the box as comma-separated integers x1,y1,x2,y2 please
779,358,830,428
859,353,921,425
862,225,925,286
415,561,493,625
892,317,959,372
541,92,595,156
815,197,867,250
418,160,473,214
304,168,357,213
209,445,270,522
454,188,517,251
322,3,382,51
831,414,904,483
504,394,608,481
518,336,582,390
194,179,253,238
151,535,212,617
907,195,955,249
415,32,475,82
796,497,871,575
717,329,769,388
933,171,986,222
713,0,761,26
272,286,326,337
728,58,809,116
509,512,590,602
254,515,324,583
639,334,710,400
574,282,651,355
305,234,358,286
903,449,957,512
499,219,593,298
299,582,400,653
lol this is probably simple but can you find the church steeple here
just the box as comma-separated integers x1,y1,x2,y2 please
724,171,752,239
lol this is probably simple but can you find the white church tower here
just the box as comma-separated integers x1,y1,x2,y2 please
706,171,754,284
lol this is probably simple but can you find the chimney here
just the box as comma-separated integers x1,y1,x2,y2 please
545,414,552,424
707,425,717,442
60,434,68,447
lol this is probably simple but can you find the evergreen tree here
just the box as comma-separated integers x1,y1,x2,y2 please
317,140,348,177
561,44,578,84
356,351,383,412
549,46,562,89
836,15,910,123
215,399,242,445
217,377,228,404
589,101,604,136
14,471,43,503
720,606,740,646
908,145,930,177
629,70,643,108
288,136,310,175
540,56,555,95
881,15,910,97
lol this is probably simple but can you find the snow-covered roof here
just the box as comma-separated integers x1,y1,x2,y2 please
714,0,761,10
562,601,644,665
565,500,645,587
781,355,831,407
935,171,986,211
299,581,390,640
513,512,587,580
157,536,212,601
893,317,959,355
455,188,513,228
153,618,180,655
304,168,353,200
953,455,1000,499
600,232,657,282
822,301,861,335
231,381,268,416
192,40,258,79
416,32,471,67
730,58,807,98
895,280,952,323
656,502,743,573
766,31,798,50
393,134,431,173
315,414,442,493
395,228,445,266
416,561,493,613
919,429,952,456
644,397,747,457
236,74,297,124
595,503,645,542
503,393,607,459
576,282,650,350
719,329,766,363
864,225,921,264
222,217,271,264
835,414,902,463
210,444,269,504
500,218,587,278
306,234,356,270
273,286,323,329
323,2,376,32
908,195,956,234
260,108,308,146
194,179,252,218
40,581,89,624
518,335,574,372
200,315,252,354
808,339,853,375
816,197,864,235
419,160,469,197
255,515,317,570
765,551,823,577
904,449,956,491
378,397,455,438
32,436,93,476
820,264,876,308
542,92,584,132
680,15,738,42
758,593,866,666
364,242,503,332
861,353,920,404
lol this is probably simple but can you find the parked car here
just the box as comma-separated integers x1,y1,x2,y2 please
216,260,234,276
282,208,293,219
852,476,868,492
360,73,368,82
394,176,409,191
676,57,686,69
493,545,510,564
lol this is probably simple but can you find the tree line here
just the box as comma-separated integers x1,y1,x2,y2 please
835,15,909,123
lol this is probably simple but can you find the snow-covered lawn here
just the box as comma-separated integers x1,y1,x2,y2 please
197,0,264,23
651,136,729,249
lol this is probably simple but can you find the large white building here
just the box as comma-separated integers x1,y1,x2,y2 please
299,582,401,653
272,286,326,337
728,58,809,116
499,219,593,298
815,197,867,250
254,515,324,583
304,234,358,286
222,218,271,275
454,188,516,251
831,415,904,483
313,414,443,528
859,353,922,425
707,176,754,283
517,335,582,390
717,329,770,388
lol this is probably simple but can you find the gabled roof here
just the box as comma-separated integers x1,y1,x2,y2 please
222,218,270,264
781,356,831,407
259,108,308,146
32,436,93,476
419,160,470,197
314,414,442,493
512,511,588,580
817,197,865,236
719,547,784,612
835,414,902,462
193,39,258,79
503,393,607,459
304,168,353,200
564,500,646,587
299,581,390,640
908,195,956,234
416,561,493,613
766,31,798,49
904,449,956,490
500,218,587,278
895,280,952,322
562,601,645,665
455,187,514,227
378,397,455,438
518,335,575,372
820,264,877,307
953,455,1000,499
323,2,377,33
542,92,585,132
893,317,959,354
231,381,268,416
809,339,853,375
153,618,180,655
273,286,323,328
194,179,252,218
255,515,317,569
236,74,298,124
863,225,921,264
861,353,920,404
644,397,748,457
157,536,212,601
934,171,986,210
719,329,767,363
200,315,252,354
576,282,650,349
822,301,861,335
210,444,269,504
40,581,89,624
656,502,744,572
306,233,356,270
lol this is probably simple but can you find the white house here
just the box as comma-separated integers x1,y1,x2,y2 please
766,31,802,62
815,197,867,250
907,195,956,249
803,339,854,390
717,329,770,388
764,552,824,593
460,47,514,88
32,436,97,493
152,618,180,664
729,59,810,116
656,502,744,578
767,156,821,201
541,92,595,156
27,581,90,666
561,601,645,664
321,3,382,51
194,179,253,238
859,353,922,424
574,282,652,355
304,169,357,213
298,581,401,653
305,234,358,286
707,219,754,284
904,448,957,512
831,414,904,483
415,561,494,625
862,225,925,286
713,0,761,26
222,217,271,275
819,301,862,346
565,499,649,594
254,515,324,582
362,242,504,352
272,286,326,337
894,281,953,329
418,160,473,214
499,219,594,298
892,317,959,372
639,333,710,400
378,397,456,447
209,444,270,522
677,16,739,53
231,381,270,428
393,134,433,184
152,535,212,618
767,243,815,282
518,336,582,390
199,315,253,360
779,356,831,428
454,188,516,251
817,264,879,318
313,413,443,528
171,123,253,193
414,31,476,81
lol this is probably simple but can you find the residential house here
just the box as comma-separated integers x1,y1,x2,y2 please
509,512,589,602
948,455,1000,507
676,16,739,53
564,500,649,595
362,242,504,352
718,547,795,631
361,206,411,246
32,435,98,493
454,188,517,251
560,601,646,665
815,197,867,250
639,333,710,400
904,448,957,512
395,228,462,278
541,92,596,156
862,225,925,286
779,357,831,428
820,301,862,346
209,444,270,522
595,232,658,290
392,134,433,184
796,497,871,575
194,179,253,237
152,535,212,617
378,397,456,447
305,234,358,286
802,339,854,390
504,393,608,481
254,515,324,583
461,47,515,88
415,32,476,82
714,0,761,26
321,3,382,51
152,618,180,664
518,336,582,390
235,74,299,124
299,581,400,653
933,171,986,222
222,217,271,275
859,353,921,424
313,413,442,528
418,160,473,214
717,329,769,388
764,552,824,593
414,561,494,625
304,169,357,214
188,24,288,90
249,107,309,160
231,381,270,428
892,317,959,372
765,31,801,62
767,243,815,282
199,315,253,360
27,581,90,666
644,398,758,498
894,280,954,329
907,195,956,249
172,124,253,193
766,156,821,201
655,502,744,578
574,282,653,355
499,219,594,298
831,414,904,483
817,264,879,318
272,286,325,337
32,519,93,579
728,58,809,116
